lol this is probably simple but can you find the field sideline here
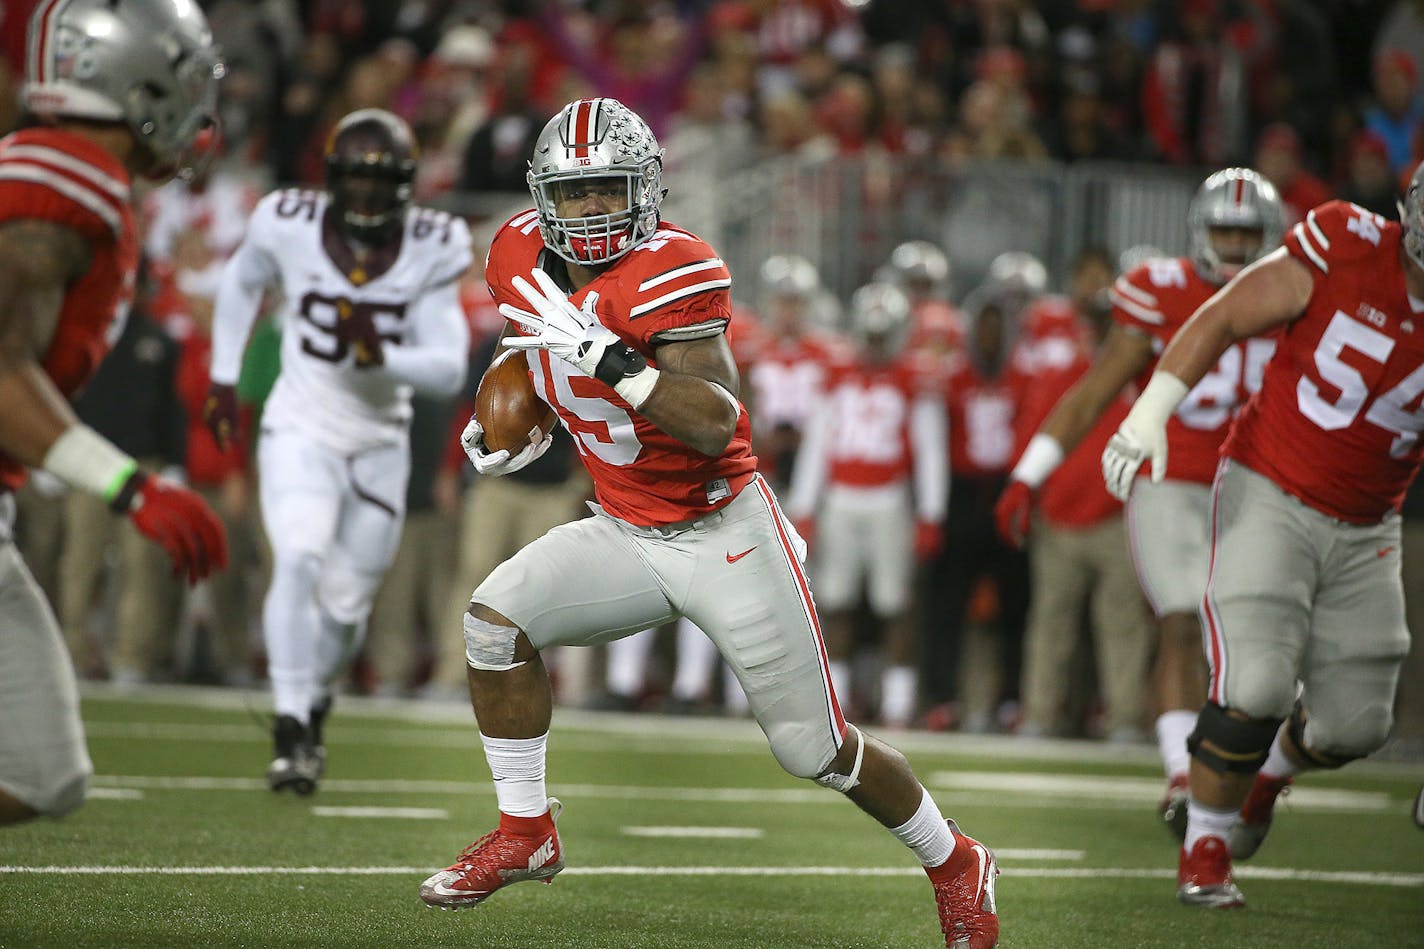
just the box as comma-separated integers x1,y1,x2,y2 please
1,685,1421,948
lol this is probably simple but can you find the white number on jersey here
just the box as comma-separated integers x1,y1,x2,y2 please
1345,204,1384,247
530,351,643,465
1146,258,1188,288
1297,312,1424,455
828,383,905,464
965,392,1015,469
1175,338,1274,430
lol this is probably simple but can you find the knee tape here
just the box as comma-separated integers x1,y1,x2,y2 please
1187,702,1280,774
814,725,864,793
463,612,526,671
1287,702,1366,769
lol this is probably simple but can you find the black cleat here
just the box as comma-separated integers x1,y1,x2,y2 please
309,695,332,779
267,715,320,795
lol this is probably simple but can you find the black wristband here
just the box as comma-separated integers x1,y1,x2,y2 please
592,343,648,387
108,470,146,514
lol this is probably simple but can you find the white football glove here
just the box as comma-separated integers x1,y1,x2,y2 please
1100,373,1189,501
460,417,551,477
500,269,619,378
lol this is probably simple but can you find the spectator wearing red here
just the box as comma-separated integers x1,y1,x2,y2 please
1140,0,1250,166
1253,123,1330,229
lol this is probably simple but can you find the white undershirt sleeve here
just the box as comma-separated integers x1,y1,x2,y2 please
210,233,278,385
910,395,948,522
785,398,832,522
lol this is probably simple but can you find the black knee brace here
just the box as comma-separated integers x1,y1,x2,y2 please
1187,702,1281,774
1286,702,1361,770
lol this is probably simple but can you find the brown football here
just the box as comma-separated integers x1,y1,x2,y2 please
475,349,559,454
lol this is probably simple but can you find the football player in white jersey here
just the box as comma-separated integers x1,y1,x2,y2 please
208,109,471,793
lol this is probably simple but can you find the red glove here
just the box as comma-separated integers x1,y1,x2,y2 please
994,479,1034,550
112,471,229,584
914,519,944,560
203,383,240,451
337,302,385,368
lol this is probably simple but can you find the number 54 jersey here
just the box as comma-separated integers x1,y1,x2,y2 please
221,189,473,452
486,211,757,527
1225,201,1424,522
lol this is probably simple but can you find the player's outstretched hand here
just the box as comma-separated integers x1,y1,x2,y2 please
994,480,1034,549
501,269,620,377
460,417,551,477
203,383,240,451
112,471,228,585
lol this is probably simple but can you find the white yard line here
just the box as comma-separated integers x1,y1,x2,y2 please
88,774,1399,814
85,788,144,800
622,826,765,839
311,806,448,820
0,865,1418,887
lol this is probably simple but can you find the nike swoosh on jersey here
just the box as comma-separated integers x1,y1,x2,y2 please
726,547,757,563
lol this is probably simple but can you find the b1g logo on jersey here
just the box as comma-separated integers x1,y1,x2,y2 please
297,292,407,363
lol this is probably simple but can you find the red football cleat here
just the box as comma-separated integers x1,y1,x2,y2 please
420,798,564,909
1177,835,1245,908
1229,773,1292,860
930,821,1000,948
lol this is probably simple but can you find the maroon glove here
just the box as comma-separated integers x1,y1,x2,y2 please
203,383,240,451
111,471,229,585
994,479,1034,550
337,302,385,368
914,519,944,560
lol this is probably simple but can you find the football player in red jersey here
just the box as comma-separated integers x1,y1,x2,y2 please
1103,165,1424,908
0,0,226,826
420,98,999,948
993,169,1283,832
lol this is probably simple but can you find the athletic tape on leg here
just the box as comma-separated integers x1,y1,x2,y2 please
464,613,526,671
814,724,864,792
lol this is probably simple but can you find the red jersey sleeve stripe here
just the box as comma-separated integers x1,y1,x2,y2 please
0,164,122,236
1291,222,1329,273
1109,288,1164,324
638,258,725,291
629,277,733,319
1,144,129,201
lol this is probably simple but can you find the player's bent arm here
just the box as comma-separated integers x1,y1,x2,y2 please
1156,248,1312,389
0,219,95,467
377,280,470,396
210,234,278,385
641,333,742,457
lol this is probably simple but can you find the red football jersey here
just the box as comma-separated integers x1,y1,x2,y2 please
945,356,1028,477
0,128,138,491
820,350,945,489
486,210,757,526
1110,256,1274,485
906,299,965,356
1225,201,1424,522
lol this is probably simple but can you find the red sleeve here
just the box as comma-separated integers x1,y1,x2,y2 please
1109,265,1169,334
1284,200,1383,279
618,236,734,346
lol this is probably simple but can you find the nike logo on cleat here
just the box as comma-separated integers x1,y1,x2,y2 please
726,547,757,564
527,837,556,871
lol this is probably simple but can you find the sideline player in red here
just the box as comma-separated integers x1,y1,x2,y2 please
0,0,226,826
418,97,999,948
1103,174,1424,907
994,169,1283,831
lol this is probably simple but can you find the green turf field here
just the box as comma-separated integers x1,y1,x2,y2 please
3,686,1421,949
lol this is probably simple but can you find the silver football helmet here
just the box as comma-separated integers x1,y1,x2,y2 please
760,254,819,300
23,0,223,176
527,97,664,265
849,282,912,353
886,240,951,299
1188,168,1284,283
1399,160,1424,272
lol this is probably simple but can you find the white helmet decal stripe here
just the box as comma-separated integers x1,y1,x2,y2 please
29,0,68,84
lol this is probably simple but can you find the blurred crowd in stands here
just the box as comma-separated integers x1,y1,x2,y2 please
1,0,1422,749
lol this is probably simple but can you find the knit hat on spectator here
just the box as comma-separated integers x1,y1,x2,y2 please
434,25,495,69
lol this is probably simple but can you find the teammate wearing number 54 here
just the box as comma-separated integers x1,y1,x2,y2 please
419,97,999,948
1,0,226,826
207,109,470,794
1103,168,1424,908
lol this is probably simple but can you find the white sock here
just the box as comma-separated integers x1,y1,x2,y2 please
829,660,851,706
264,554,322,722
672,618,716,700
880,665,917,726
1183,796,1237,851
1260,728,1299,780
1155,710,1197,780
606,628,655,697
890,786,957,868
482,732,549,817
